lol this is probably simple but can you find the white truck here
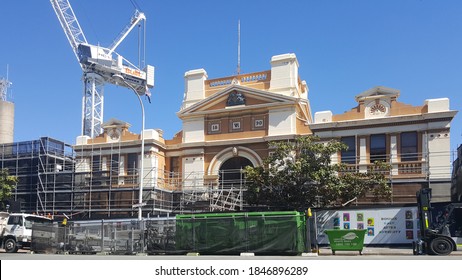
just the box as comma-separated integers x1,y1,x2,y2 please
0,212,53,253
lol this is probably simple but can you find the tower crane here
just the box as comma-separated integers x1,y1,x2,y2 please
50,0,154,138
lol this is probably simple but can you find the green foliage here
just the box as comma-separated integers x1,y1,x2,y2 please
0,169,17,206
244,136,391,210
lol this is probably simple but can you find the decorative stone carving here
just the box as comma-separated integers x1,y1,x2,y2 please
226,92,246,106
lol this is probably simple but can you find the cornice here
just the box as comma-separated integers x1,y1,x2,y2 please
165,134,300,150
309,111,457,132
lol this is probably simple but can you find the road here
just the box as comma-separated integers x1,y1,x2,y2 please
1,249,461,260
2,249,460,280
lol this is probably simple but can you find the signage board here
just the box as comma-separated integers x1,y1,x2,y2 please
316,207,418,245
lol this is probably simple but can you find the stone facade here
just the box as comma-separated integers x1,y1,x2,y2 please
73,53,457,213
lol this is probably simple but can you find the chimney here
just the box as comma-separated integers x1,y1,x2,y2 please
181,69,208,110
269,53,300,96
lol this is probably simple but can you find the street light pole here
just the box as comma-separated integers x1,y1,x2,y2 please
112,74,145,221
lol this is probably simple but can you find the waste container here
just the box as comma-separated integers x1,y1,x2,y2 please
324,229,367,255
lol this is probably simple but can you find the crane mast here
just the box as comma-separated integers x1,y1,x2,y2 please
50,0,154,138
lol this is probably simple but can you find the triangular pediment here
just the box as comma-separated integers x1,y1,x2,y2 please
178,85,298,116
355,86,400,102
102,118,131,129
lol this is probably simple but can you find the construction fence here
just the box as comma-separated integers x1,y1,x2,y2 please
31,211,317,255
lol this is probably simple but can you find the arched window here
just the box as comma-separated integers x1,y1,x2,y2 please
219,157,253,186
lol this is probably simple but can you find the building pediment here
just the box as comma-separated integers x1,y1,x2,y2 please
177,85,299,117
350,86,400,119
355,86,400,102
102,118,131,129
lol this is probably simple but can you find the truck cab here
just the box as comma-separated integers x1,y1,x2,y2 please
0,212,52,253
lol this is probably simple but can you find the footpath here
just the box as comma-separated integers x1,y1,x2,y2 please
318,246,462,256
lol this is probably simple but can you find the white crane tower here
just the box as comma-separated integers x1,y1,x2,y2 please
50,0,154,138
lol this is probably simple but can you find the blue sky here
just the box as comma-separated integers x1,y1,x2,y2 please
1,0,461,154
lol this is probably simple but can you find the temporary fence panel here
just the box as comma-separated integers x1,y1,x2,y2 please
175,211,306,255
31,212,309,255
31,224,67,254
145,219,177,254
68,220,147,254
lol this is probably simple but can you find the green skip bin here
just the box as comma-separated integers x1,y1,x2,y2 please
324,229,367,255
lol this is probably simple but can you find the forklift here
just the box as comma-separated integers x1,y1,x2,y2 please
413,188,462,255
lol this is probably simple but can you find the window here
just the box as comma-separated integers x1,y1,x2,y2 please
44,138,65,155
127,153,138,175
169,157,179,177
401,132,418,161
370,134,387,162
24,216,52,229
110,154,119,174
7,216,22,226
92,155,101,172
341,136,356,164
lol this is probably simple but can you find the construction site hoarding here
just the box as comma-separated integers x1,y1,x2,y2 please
175,211,306,255
31,212,308,255
316,206,419,245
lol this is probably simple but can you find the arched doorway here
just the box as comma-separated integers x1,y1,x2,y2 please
219,157,253,187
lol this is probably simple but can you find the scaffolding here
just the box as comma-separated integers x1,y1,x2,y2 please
0,137,74,214
0,138,245,218
0,137,456,219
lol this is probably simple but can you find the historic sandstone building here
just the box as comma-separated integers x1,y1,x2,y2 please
311,86,456,203
167,53,312,191
3,53,455,218
69,53,456,218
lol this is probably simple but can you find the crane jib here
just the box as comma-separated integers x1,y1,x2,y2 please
50,0,154,138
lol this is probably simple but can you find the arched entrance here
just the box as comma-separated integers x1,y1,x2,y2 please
219,156,253,187
207,146,263,176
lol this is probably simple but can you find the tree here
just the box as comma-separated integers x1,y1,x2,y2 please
0,169,17,209
244,136,391,210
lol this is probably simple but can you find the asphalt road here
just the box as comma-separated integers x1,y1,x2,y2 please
4,251,458,280
1,249,461,260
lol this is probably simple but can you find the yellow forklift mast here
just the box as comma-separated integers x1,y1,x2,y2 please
413,188,462,255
